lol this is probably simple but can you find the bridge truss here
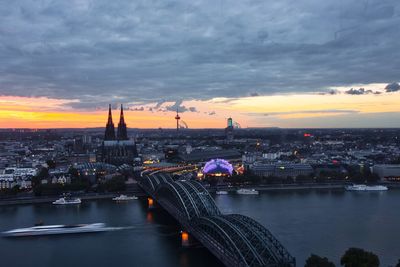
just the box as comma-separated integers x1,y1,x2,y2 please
139,172,295,267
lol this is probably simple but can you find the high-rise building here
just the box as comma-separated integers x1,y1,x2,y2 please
227,117,233,128
225,117,234,141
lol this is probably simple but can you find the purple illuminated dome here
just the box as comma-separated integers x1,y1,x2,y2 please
203,159,233,176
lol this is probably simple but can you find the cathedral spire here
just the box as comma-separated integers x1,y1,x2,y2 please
117,104,128,140
107,104,113,123
104,104,116,140
119,104,125,123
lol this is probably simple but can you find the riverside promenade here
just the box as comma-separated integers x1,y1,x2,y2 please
2,182,399,206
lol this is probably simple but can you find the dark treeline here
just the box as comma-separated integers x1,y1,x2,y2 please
305,247,397,267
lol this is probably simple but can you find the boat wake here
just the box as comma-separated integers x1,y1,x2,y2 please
1,223,142,238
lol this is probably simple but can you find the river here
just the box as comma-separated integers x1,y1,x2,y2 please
1,189,399,266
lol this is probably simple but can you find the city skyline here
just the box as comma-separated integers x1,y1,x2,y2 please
1,0,400,128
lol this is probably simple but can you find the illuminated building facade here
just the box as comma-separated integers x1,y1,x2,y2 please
202,159,234,177
250,163,313,178
373,164,400,181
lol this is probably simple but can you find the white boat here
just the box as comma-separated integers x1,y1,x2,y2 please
216,190,228,195
345,184,388,191
237,188,259,195
2,223,109,237
52,197,81,205
112,194,138,201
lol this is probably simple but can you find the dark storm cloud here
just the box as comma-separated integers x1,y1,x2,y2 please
318,89,339,95
249,92,260,97
154,101,166,109
328,90,339,95
344,88,381,95
164,100,197,113
385,82,400,92
0,0,400,108
130,106,144,111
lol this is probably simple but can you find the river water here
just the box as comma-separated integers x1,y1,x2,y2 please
1,189,399,267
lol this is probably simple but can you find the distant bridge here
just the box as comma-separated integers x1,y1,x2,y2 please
138,172,296,267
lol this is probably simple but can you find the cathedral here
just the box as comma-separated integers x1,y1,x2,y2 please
101,104,137,166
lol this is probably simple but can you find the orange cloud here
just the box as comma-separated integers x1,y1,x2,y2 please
0,90,400,128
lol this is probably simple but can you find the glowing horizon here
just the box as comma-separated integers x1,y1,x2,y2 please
1,83,400,129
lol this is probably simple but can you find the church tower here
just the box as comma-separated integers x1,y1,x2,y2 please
104,104,116,140
117,104,128,140
102,104,137,165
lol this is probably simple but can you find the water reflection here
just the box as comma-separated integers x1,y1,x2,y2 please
146,211,154,223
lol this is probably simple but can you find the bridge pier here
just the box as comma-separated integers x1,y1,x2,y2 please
181,231,190,247
147,197,155,209
180,230,200,247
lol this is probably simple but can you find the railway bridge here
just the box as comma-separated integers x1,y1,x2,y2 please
138,172,296,267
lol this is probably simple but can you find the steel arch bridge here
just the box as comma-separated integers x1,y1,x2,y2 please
138,172,295,267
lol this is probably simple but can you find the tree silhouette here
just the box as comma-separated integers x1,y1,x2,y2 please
305,254,335,267
340,248,379,267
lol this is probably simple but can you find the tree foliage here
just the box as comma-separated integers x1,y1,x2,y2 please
363,167,380,183
97,176,126,192
305,254,335,267
46,159,56,169
0,185,20,196
344,165,380,184
37,167,49,179
340,248,379,267
31,167,49,188
317,170,346,181
68,167,80,179
33,179,90,196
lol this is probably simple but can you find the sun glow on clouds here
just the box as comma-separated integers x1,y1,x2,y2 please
0,96,79,111
208,87,400,127
0,97,223,128
0,87,400,128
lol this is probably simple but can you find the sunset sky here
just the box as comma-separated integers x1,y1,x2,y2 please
0,0,400,128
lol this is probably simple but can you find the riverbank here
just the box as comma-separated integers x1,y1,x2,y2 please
209,183,345,193
2,182,399,206
0,190,147,206
209,182,400,193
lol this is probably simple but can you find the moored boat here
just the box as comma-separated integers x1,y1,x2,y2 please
216,190,228,195
2,223,109,237
237,188,259,195
345,184,388,191
52,195,81,205
112,194,138,201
